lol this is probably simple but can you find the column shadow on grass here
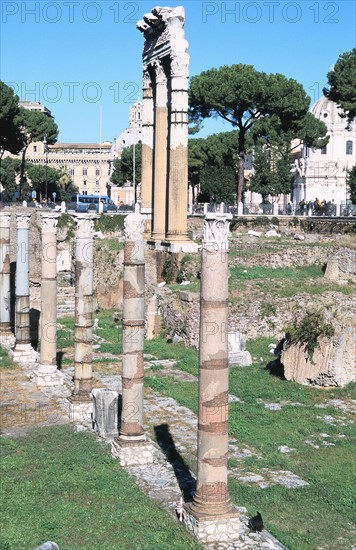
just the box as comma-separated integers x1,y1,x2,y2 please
154,423,196,502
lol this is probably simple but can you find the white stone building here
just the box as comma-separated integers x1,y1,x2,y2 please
112,99,143,156
293,97,355,205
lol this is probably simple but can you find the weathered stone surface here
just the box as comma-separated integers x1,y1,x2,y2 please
281,324,356,387
324,257,339,280
92,388,118,438
33,542,59,550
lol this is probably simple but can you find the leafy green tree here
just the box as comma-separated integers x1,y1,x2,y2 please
347,166,356,204
17,107,58,199
324,49,356,126
199,163,236,204
26,164,62,200
189,64,319,202
0,157,30,201
250,143,295,202
0,81,25,156
249,145,273,202
111,143,142,186
189,131,239,203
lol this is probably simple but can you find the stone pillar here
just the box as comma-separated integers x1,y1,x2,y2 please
273,202,278,216
67,214,96,420
61,201,66,213
0,212,15,349
166,52,189,242
183,213,240,544
237,202,243,216
112,208,154,466
10,213,38,365
152,59,168,242
141,66,154,236
34,213,63,386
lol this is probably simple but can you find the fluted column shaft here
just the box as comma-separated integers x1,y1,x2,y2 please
152,59,168,241
119,210,145,439
141,67,154,236
38,213,59,377
191,213,233,517
15,213,31,345
167,53,189,241
72,214,95,400
0,212,12,337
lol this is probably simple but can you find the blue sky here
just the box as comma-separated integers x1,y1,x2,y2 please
1,1,355,143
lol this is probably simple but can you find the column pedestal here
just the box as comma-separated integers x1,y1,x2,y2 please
33,364,64,387
111,436,155,467
182,504,240,544
10,343,39,365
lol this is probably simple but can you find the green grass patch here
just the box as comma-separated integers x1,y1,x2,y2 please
144,335,356,550
0,425,201,550
0,346,16,370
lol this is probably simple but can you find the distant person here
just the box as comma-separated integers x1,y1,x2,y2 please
286,202,292,215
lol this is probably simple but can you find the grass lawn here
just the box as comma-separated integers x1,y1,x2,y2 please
0,425,201,550
55,315,356,549
144,336,356,550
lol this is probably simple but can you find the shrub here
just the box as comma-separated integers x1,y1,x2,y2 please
57,213,75,240
94,214,125,233
284,309,335,361
177,254,200,283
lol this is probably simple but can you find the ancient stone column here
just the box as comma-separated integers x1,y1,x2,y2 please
183,213,240,543
166,52,189,242
34,213,63,386
0,212,15,349
10,212,38,365
141,66,154,236
112,208,154,466
152,59,168,241
69,214,95,408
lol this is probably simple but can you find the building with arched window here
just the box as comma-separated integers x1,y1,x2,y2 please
293,97,355,205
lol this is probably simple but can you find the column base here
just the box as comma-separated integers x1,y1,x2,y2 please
33,365,64,387
111,435,155,466
182,503,240,544
0,331,16,350
10,343,39,366
65,395,93,422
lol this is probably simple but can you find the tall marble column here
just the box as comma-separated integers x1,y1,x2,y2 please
68,214,95,415
141,66,154,236
183,213,240,544
112,208,154,466
151,59,168,242
0,212,15,349
10,212,38,365
34,213,63,386
166,52,189,242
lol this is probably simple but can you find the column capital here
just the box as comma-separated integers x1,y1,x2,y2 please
170,53,189,78
0,212,12,228
40,212,60,234
16,212,31,229
143,66,152,89
153,59,167,84
203,213,232,249
124,210,144,241
73,214,97,237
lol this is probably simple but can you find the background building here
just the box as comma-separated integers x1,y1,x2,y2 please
293,97,355,205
